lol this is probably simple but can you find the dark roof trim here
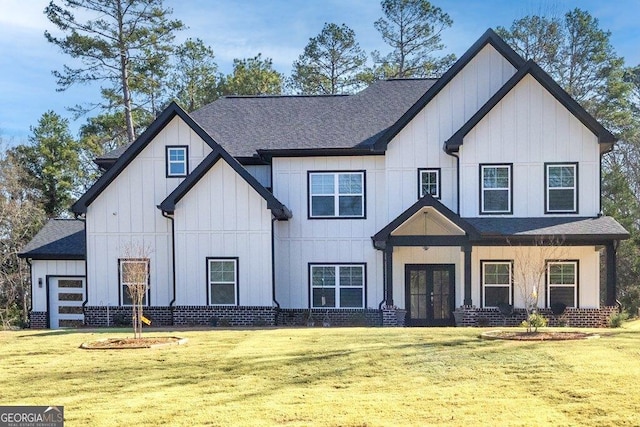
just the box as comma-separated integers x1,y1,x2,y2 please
473,235,627,245
71,102,217,214
372,194,479,249
372,28,526,151
158,147,292,220
445,60,617,154
258,147,384,160
18,253,85,260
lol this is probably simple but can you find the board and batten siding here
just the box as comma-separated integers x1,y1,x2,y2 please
385,44,518,218
459,74,600,217
244,165,271,189
272,156,386,309
30,260,85,311
471,246,600,309
85,116,212,306
172,159,274,306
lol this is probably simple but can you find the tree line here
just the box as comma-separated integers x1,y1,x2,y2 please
1,0,640,327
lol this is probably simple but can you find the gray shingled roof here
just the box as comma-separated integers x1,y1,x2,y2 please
465,216,629,240
19,219,85,259
189,79,437,157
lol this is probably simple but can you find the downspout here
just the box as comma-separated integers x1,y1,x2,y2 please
161,211,177,321
271,217,281,311
26,258,33,314
375,243,386,310
445,150,461,215
74,214,89,321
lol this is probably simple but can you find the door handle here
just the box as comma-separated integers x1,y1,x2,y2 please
430,292,434,303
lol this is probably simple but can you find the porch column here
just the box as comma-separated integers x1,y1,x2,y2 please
606,241,617,306
384,245,394,306
463,244,472,305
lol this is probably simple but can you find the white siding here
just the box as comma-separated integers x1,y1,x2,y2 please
459,75,601,217
385,44,518,218
31,260,85,311
472,246,601,309
173,159,274,306
244,165,271,188
85,116,212,306
273,156,386,309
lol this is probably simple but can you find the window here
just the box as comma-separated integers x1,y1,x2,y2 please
480,164,512,214
308,171,365,218
418,168,440,199
310,264,365,308
547,261,578,308
119,259,149,306
166,146,188,177
481,261,512,308
207,258,238,305
546,163,577,213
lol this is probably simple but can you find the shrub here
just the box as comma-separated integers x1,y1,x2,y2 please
112,313,131,326
521,313,548,332
609,311,629,328
477,317,490,327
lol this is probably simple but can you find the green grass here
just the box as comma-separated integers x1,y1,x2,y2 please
2,322,640,426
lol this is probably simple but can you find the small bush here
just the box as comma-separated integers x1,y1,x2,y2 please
609,311,629,328
477,317,490,327
521,313,548,332
112,313,131,326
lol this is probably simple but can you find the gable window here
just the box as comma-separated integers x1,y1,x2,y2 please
119,259,150,306
481,261,513,308
308,171,365,218
480,164,512,214
166,146,188,177
207,258,238,305
310,264,365,308
547,261,578,308
546,163,577,213
418,168,440,199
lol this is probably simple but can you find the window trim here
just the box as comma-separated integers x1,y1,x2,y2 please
480,260,514,308
166,145,189,178
479,163,513,215
545,162,578,214
308,263,366,309
417,167,441,199
118,258,150,306
545,260,579,309
307,170,366,219
206,257,239,306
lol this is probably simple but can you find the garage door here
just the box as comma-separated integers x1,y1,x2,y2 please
49,277,85,328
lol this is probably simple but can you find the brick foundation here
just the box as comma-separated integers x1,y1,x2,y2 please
29,311,47,329
173,305,276,326
454,305,618,328
84,306,173,327
277,308,382,327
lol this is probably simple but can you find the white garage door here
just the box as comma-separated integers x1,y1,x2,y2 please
49,277,85,328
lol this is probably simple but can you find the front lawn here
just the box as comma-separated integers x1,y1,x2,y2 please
2,323,640,426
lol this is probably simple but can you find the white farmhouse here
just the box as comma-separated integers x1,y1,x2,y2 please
21,29,628,328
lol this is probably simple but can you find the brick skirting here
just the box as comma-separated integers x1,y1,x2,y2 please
277,308,382,327
454,305,618,328
173,305,276,326
84,306,173,327
29,311,47,329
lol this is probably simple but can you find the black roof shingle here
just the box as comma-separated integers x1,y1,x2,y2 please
19,219,85,260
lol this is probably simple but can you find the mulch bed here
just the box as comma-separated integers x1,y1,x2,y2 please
80,336,187,349
481,330,599,341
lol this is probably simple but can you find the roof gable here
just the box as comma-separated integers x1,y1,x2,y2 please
445,60,616,154
158,146,292,220
71,102,216,214
372,28,526,151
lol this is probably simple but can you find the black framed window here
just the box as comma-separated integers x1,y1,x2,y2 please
480,164,512,214
418,168,441,199
166,146,188,177
547,261,578,308
481,261,513,308
546,163,577,213
308,171,365,218
207,258,238,305
310,264,365,308
119,259,150,306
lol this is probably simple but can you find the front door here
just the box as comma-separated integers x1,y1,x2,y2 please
49,277,85,328
405,264,455,326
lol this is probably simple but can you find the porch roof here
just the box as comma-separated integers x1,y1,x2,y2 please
18,219,85,260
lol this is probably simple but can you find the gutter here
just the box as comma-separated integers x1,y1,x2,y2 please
444,148,461,214
161,210,177,318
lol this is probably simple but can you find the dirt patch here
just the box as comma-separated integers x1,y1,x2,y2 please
80,336,187,349
481,330,599,341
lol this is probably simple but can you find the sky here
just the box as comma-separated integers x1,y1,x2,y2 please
1,0,639,143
